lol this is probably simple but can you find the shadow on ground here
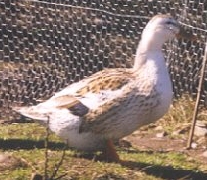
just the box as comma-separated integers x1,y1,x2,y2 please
122,160,207,180
76,152,207,180
0,138,65,150
0,138,206,180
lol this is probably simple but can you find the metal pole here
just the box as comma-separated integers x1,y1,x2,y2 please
187,41,207,149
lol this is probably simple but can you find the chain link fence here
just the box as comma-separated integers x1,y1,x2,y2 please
0,0,207,121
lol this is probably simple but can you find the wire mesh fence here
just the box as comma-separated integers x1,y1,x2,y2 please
0,0,207,122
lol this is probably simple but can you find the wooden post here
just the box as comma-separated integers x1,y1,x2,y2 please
187,42,207,149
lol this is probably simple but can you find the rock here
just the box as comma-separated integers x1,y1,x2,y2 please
194,125,207,136
156,131,168,138
191,142,198,149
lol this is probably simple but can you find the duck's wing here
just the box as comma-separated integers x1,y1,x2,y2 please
13,69,134,122
68,69,135,134
54,68,133,97
55,68,134,117
78,84,134,134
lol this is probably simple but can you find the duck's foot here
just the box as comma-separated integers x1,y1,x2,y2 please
99,139,120,163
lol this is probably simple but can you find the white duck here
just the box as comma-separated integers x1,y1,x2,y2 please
13,14,194,162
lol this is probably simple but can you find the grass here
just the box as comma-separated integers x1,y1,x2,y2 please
0,96,207,179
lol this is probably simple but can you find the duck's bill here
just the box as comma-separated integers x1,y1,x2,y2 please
176,26,196,41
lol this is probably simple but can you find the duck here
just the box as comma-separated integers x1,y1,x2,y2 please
13,14,195,163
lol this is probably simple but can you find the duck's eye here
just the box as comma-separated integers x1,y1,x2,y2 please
166,21,173,25
166,21,177,26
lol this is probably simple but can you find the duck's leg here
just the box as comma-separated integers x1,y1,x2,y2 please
102,139,120,163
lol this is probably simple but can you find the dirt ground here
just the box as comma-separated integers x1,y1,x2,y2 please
123,128,207,165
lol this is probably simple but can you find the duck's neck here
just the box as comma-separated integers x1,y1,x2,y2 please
133,36,166,70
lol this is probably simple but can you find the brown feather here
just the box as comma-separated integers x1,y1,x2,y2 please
76,68,135,95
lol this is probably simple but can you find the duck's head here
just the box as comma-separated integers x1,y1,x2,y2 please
134,14,195,69
141,14,195,50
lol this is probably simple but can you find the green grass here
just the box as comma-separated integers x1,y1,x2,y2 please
0,123,206,180
0,97,207,179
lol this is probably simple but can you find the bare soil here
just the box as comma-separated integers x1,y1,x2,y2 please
124,128,207,165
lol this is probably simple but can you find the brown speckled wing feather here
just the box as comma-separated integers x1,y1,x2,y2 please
76,68,134,95
54,68,134,121
79,84,134,134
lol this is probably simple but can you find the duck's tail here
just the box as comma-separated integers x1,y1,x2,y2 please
13,106,48,121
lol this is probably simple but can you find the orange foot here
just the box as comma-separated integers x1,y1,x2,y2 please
100,139,120,163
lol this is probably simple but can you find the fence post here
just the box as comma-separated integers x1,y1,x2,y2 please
187,41,207,149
